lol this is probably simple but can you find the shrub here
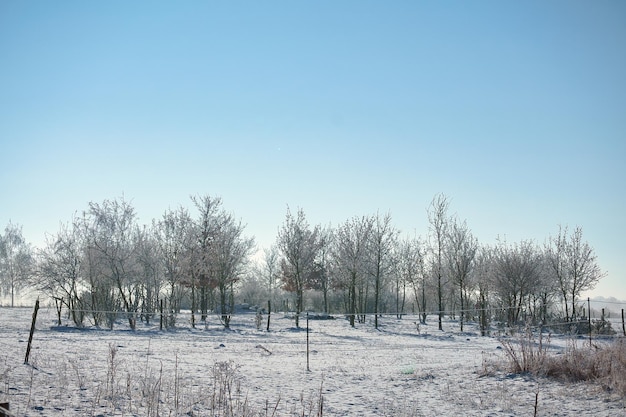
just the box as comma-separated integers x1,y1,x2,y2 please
499,324,550,374
542,339,625,397
500,328,626,398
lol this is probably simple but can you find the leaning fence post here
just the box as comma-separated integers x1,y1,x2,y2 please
622,309,625,337
25,299,40,365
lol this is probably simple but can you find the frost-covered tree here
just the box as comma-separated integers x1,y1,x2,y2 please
83,198,141,329
368,212,398,329
546,225,605,321
190,194,255,327
333,215,373,327
154,207,193,313
210,214,255,328
491,238,543,326
427,194,450,331
308,225,334,314
277,207,321,328
0,222,34,307
396,235,424,320
261,245,280,312
446,217,477,332
135,226,163,322
191,195,223,321
473,245,493,336
36,219,85,326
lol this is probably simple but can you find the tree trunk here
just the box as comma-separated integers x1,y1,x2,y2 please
438,272,443,331
201,285,207,321
220,283,230,328
349,274,356,327
421,284,427,324
374,273,380,329
191,283,196,328
460,288,465,332
295,287,302,328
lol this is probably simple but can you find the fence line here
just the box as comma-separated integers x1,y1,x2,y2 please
29,305,619,333
28,302,620,319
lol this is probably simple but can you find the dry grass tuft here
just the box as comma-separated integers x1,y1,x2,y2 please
542,339,626,397
500,327,626,398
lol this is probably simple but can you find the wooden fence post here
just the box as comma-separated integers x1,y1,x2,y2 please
306,312,310,372
25,299,40,365
0,402,10,417
266,300,271,332
160,299,164,331
622,309,625,337
587,297,591,348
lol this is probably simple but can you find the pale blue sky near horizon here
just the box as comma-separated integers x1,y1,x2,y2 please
1,1,625,301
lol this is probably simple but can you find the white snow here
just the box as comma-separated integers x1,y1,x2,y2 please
0,307,624,416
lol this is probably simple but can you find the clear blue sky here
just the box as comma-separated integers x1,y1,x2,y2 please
1,1,625,300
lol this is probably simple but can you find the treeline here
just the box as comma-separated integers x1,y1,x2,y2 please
0,194,606,334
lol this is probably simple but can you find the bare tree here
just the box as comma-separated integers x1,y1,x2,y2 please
427,194,450,331
309,225,334,314
84,198,141,329
446,217,478,332
396,235,424,320
473,245,493,336
191,195,223,321
546,225,605,321
77,211,109,327
491,238,543,327
0,222,34,307
333,216,373,327
135,226,163,323
182,220,202,327
260,245,280,312
277,207,321,328
36,220,85,326
154,207,192,314
211,215,255,328
368,212,398,329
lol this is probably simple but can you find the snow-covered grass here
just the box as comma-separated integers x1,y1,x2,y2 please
0,307,624,416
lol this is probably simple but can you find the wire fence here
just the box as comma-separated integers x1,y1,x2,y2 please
20,299,626,339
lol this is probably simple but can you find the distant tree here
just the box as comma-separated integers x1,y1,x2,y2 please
427,194,450,331
277,207,321,328
259,245,280,312
0,222,34,307
84,198,141,329
135,226,163,322
77,211,110,327
333,215,373,327
473,245,493,336
446,217,478,332
190,195,223,321
368,212,398,329
237,272,266,308
491,238,543,326
396,235,424,320
210,214,255,328
36,219,85,326
528,255,555,326
182,220,202,327
190,194,254,328
546,226,606,321
309,225,334,314
154,207,193,313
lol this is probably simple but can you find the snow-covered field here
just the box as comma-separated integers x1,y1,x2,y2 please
0,307,624,416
